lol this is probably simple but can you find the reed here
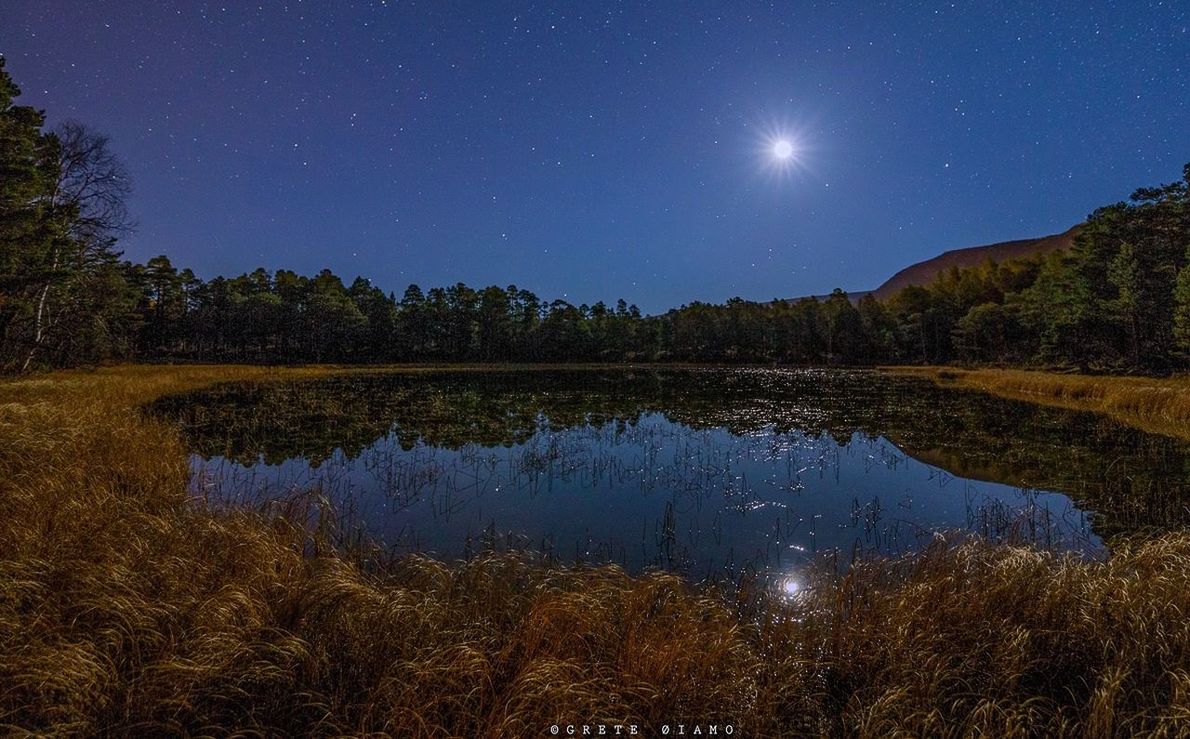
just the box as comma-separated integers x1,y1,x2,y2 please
889,366,1190,442
1,364,1188,736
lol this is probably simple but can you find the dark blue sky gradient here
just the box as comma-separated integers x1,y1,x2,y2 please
1,1,1186,312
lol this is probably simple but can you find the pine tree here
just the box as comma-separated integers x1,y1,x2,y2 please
1175,250,1190,355
1108,242,1144,367
0,56,62,369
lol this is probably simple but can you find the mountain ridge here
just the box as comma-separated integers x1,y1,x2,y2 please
780,224,1080,304
866,224,1081,301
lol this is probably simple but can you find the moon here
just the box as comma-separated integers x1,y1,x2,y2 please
772,139,794,160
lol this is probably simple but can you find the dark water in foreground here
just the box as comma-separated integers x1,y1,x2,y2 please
152,368,1190,582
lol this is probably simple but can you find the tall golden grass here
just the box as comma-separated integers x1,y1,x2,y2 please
1,364,1189,736
890,366,1190,442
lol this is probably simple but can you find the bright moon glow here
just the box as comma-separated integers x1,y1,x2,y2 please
755,124,807,179
779,576,801,597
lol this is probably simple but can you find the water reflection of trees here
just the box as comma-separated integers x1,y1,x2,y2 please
151,368,1190,536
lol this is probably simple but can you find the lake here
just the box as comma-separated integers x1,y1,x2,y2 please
152,368,1190,583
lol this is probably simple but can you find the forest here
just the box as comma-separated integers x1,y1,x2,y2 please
3,57,1189,373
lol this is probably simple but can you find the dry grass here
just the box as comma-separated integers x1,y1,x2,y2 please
888,366,1190,442
1,364,1189,736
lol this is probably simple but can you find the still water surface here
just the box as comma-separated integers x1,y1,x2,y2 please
152,369,1190,581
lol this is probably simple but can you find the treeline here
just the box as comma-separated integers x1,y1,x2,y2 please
135,262,652,363
2,57,1189,372
873,170,1190,372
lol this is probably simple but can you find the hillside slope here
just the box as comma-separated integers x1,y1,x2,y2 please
867,225,1079,300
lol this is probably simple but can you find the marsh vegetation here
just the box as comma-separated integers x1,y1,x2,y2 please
0,365,1188,735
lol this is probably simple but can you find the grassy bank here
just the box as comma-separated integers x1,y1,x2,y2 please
888,366,1190,442
2,364,1189,735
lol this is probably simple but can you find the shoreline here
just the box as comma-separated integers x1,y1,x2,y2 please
8,362,1189,442
884,366,1190,442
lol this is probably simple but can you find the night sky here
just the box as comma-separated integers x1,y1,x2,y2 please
1,2,1186,312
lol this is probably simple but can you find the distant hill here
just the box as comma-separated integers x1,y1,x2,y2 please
866,225,1080,301
777,225,1080,305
